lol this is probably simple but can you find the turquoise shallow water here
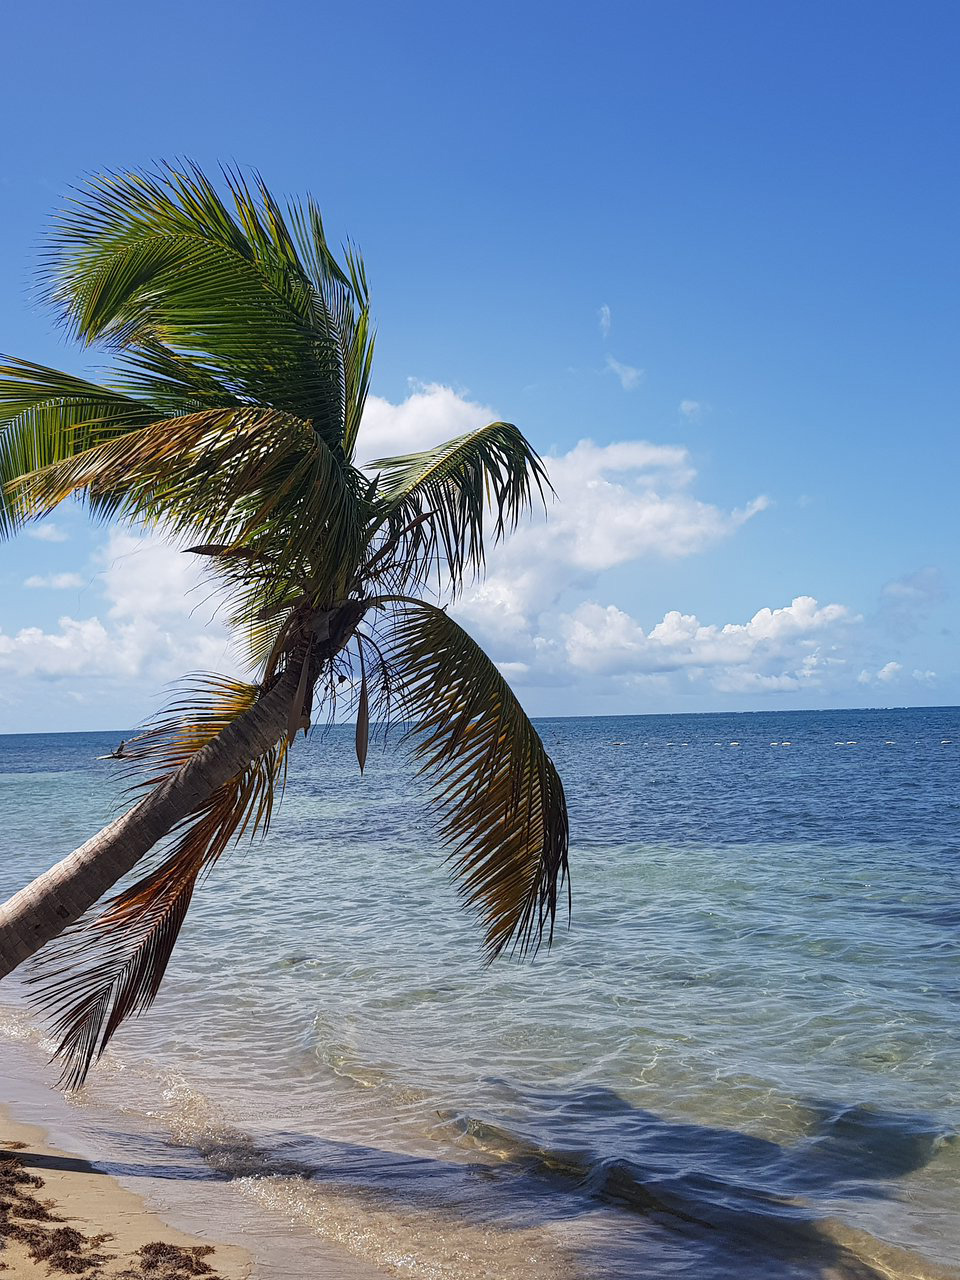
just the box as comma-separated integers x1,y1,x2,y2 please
0,708,958,1278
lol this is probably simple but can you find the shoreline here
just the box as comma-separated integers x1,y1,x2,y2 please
0,1106,252,1279
0,1020,391,1280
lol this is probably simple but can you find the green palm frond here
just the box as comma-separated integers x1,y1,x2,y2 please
378,598,569,959
29,676,287,1090
0,358,160,535
366,422,550,595
44,164,371,443
287,200,376,459
109,341,245,414
6,404,367,623
61,229,340,438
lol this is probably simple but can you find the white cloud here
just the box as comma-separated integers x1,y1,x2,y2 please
496,661,530,680
352,388,770,654
0,617,113,678
26,522,70,543
454,438,769,644
0,531,232,683
598,304,611,338
561,596,853,690
23,573,85,590
101,531,219,624
605,355,644,390
355,381,495,467
4,382,916,719
679,399,703,421
543,440,768,570
857,660,903,686
711,670,815,694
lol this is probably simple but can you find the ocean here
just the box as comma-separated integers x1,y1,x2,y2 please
0,707,957,1279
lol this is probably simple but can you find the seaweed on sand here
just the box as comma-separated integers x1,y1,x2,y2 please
0,1142,223,1277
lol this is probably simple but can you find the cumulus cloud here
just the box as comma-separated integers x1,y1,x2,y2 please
0,531,232,683
598,304,611,338
0,617,113,678
351,383,772,667
355,381,495,467
561,596,853,691
2,382,904,717
538,439,768,571
496,661,530,681
454,438,769,643
101,531,221,624
679,399,703,421
605,355,644,390
857,661,903,686
23,573,85,590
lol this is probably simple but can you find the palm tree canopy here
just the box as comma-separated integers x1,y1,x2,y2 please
0,164,570,1087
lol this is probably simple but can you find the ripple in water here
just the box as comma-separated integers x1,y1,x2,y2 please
0,707,957,1279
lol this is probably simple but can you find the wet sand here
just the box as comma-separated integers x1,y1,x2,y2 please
0,1026,393,1280
0,1107,252,1278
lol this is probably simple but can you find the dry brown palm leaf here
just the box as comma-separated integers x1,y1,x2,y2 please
28,676,287,1089
378,598,569,959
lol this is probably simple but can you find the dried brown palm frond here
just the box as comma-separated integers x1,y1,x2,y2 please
28,676,287,1089
377,598,569,960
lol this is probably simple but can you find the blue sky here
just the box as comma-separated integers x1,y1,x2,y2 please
1,0,957,731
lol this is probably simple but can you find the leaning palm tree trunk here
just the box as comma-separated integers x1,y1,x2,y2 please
0,663,300,980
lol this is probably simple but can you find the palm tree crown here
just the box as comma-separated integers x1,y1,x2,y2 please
0,165,569,1087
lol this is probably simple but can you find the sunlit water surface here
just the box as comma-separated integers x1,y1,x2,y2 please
0,708,958,1279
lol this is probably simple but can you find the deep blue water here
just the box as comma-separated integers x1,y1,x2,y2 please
0,708,958,1279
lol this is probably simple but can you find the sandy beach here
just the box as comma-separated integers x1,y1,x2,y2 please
0,1019,394,1280
0,1107,252,1279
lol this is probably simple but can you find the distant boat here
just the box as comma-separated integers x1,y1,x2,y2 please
96,740,128,761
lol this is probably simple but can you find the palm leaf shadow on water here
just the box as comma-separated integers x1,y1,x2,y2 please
30,1082,956,1280
437,1082,958,1279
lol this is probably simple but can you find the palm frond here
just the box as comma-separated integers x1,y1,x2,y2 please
378,599,569,959
288,199,376,459
28,676,287,1090
366,422,550,596
0,358,159,536
109,341,245,416
6,405,368,622
44,164,371,444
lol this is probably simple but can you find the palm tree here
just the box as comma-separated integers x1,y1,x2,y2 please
0,165,569,1088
